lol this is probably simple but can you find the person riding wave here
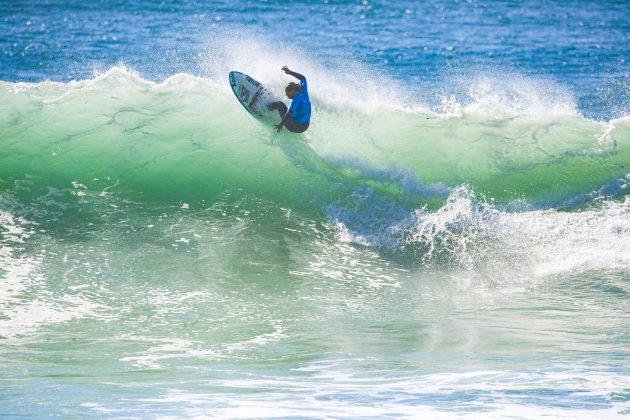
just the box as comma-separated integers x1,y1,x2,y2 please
270,66,311,133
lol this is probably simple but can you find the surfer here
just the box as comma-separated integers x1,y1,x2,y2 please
270,66,311,133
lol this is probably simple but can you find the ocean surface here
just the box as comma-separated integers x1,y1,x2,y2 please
1,1,629,418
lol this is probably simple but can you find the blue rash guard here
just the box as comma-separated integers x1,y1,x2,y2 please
288,79,311,125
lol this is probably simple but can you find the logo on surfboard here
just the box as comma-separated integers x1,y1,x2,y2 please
229,71,279,119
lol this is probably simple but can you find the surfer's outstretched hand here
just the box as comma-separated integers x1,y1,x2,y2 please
281,66,306,82
275,123,283,132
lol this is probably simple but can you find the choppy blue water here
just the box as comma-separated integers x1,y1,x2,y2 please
3,0,628,119
1,1,629,418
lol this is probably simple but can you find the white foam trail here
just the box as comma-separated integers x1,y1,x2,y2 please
88,364,629,419
329,183,630,282
0,207,111,341
0,210,39,307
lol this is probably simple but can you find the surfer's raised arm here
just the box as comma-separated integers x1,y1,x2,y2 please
281,65,306,81
269,66,311,133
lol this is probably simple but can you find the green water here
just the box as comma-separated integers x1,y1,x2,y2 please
1,68,629,418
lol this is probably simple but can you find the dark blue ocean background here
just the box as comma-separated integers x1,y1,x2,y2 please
2,0,628,119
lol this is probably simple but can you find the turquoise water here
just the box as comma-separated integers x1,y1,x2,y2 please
1,1,630,418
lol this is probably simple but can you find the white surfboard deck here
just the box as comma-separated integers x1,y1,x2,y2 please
229,71,281,121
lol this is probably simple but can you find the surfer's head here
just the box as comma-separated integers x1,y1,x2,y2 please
284,82,301,99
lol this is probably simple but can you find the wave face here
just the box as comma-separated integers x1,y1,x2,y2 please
1,67,628,213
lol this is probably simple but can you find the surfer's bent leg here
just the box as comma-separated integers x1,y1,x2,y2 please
270,101,287,119
271,101,309,133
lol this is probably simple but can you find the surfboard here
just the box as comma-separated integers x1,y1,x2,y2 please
228,71,280,120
